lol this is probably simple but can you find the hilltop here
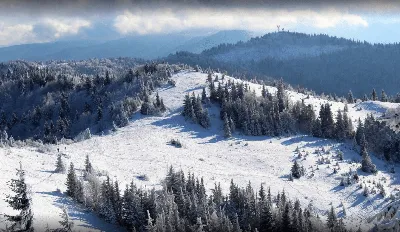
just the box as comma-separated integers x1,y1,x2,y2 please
0,69,399,231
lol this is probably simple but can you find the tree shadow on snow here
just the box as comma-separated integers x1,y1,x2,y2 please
185,86,204,93
280,135,336,148
39,170,57,174
151,114,225,143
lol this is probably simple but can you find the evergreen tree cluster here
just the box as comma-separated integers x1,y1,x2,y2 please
182,92,211,128
62,160,351,232
355,114,400,163
205,77,354,140
0,60,180,143
140,92,167,116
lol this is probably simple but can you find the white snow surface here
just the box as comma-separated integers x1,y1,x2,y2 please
1,70,400,231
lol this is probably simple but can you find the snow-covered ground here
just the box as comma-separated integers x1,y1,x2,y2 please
1,70,399,231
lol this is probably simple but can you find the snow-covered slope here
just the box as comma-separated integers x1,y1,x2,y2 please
1,70,399,231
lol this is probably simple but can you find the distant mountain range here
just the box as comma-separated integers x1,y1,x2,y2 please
166,31,400,97
0,30,254,62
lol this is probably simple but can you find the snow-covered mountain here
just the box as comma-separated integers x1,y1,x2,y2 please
1,69,399,231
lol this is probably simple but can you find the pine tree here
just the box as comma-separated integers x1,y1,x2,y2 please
145,210,156,232
361,145,377,173
262,85,267,98
335,110,346,141
281,203,291,232
97,106,103,121
312,118,322,137
277,80,286,113
84,155,93,174
201,87,207,103
381,89,388,102
59,206,74,232
291,160,302,179
155,92,161,107
347,90,354,103
372,88,377,101
326,205,337,230
5,162,34,231
160,99,166,112
104,70,111,85
260,201,273,232
55,153,66,173
232,213,242,232
223,113,232,138
66,163,77,198
355,119,364,145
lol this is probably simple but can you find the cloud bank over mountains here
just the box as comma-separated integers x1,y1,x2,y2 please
0,0,398,46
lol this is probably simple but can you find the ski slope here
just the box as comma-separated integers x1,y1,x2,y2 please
0,70,399,231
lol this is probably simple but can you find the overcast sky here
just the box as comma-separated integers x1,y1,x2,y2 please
1,0,400,46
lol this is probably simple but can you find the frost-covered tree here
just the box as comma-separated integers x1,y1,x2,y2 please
59,206,74,232
66,163,77,198
291,160,303,179
5,162,34,231
361,145,377,173
84,155,93,174
223,113,232,138
381,89,388,102
277,80,286,113
372,88,377,101
334,110,346,141
55,153,66,173
326,206,337,230
347,90,354,103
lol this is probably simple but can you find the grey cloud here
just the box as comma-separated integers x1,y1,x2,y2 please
1,0,400,16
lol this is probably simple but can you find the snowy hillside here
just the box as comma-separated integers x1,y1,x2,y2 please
1,70,399,231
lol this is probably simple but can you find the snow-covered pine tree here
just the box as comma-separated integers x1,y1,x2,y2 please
361,144,377,173
347,90,354,103
201,87,207,103
160,99,166,112
223,113,232,138
59,206,74,232
291,160,302,179
5,162,34,231
84,154,93,174
277,80,286,113
381,89,388,102
372,88,377,101
145,210,156,232
155,92,161,107
326,205,337,230
55,153,66,173
334,110,346,141
66,162,77,198
259,200,273,232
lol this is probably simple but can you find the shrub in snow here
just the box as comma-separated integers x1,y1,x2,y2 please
168,79,176,87
137,174,149,181
74,128,92,142
337,151,344,161
363,185,369,197
169,138,182,148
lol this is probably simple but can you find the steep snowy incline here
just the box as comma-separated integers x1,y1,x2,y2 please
0,70,399,231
